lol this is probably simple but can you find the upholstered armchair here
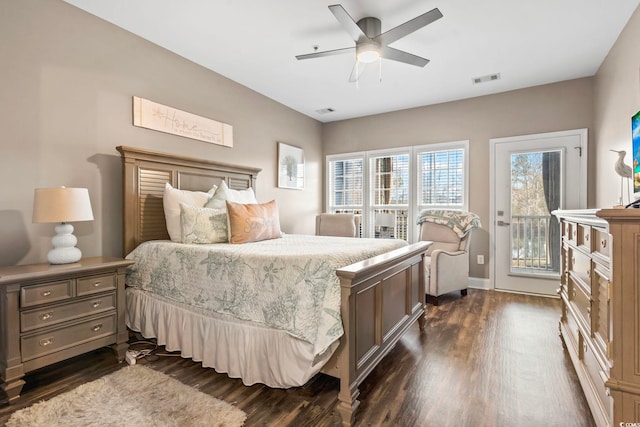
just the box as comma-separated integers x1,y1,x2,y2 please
417,210,481,305
315,213,361,237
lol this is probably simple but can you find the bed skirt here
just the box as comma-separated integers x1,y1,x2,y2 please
125,287,340,388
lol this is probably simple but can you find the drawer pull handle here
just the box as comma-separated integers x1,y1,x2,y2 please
601,239,607,248
40,337,54,347
41,290,52,297
586,269,590,277
587,307,591,314
585,234,589,241
40,312,54,321
92,324,103,332
93,281,101,287
92,300,102,308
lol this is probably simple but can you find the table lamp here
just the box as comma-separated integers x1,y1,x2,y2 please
32,187,94,264
375,212,396,238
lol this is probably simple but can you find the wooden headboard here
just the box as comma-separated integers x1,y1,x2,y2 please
117,146,261,256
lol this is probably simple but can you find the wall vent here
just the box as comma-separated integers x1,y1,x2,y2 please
472,73,501,84
316,108,335,114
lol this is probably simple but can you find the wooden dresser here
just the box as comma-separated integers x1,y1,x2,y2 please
0,256,133,404
554,208,640,426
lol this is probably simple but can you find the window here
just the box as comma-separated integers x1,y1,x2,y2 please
328,155,364,234
326,141,468,242
417,146,465,210
370,152,410,241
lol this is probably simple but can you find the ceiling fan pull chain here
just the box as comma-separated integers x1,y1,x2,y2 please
379,59,382,83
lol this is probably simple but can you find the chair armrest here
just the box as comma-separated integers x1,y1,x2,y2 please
429,250,469,296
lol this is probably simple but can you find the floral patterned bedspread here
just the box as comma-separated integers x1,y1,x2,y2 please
125,234,407,356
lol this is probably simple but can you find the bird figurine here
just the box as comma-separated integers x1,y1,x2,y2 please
610,149,632,205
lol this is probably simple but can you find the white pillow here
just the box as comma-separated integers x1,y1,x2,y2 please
205,181,257,209
163,183,217,242
179,203,228,244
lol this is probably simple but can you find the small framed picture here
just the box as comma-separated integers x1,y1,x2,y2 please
278,142,305,189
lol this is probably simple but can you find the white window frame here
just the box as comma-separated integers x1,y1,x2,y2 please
415,140,469,211
326,140,469,242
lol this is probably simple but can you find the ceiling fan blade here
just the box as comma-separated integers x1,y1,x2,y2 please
374,8,443,46
296,46,355,60
328,4,367,42
348,61,367,83
381,46,429,67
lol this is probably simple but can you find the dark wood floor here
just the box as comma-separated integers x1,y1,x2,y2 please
0,289,594,426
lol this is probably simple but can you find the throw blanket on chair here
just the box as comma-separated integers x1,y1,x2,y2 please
416,209,481,238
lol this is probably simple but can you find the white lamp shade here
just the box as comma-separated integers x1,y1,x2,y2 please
33,187,94,224
375,213,396,228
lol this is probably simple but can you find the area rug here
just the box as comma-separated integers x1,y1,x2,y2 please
6,365,246,427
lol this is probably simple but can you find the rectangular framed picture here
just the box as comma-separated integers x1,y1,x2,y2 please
278,142,305,189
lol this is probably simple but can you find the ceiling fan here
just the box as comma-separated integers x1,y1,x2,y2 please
295,4,443,82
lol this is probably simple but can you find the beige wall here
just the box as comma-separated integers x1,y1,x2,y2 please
0,0,322,266
594,5,640,207
323,78,595,278
2,0,637,278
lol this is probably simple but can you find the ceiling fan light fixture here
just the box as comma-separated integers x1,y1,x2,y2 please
356,42,381,63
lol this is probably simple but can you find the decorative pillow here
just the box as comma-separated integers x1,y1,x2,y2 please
226,200,282,244
179,203,228,244
163,183,217,242
205,181,257,209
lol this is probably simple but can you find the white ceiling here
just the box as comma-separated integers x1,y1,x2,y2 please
64,0,639,123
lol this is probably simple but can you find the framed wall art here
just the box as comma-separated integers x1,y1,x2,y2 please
133,96,233,147
278,142,304,189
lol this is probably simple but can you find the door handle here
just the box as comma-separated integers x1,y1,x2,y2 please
497,220,511,226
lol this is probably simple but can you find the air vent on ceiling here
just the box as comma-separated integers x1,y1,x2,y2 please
316,108,335,114
472,73,501,84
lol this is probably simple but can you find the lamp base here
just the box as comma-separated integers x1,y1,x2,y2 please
48,223,82,264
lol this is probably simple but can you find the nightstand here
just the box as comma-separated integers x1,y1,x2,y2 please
0,256,134,404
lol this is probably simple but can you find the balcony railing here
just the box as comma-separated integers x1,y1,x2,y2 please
511,215,558,273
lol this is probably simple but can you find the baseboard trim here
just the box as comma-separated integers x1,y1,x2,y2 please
468,277,491,290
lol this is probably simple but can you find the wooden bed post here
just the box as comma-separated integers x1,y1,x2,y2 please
328,241,430,426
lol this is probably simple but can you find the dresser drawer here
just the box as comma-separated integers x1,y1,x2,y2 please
577,224,592,252
21,313,117,362
592,266,611,361
568,248,592,290
582,338,613,422
21,280,73,308
565,221,577,244
592,228,610,266
77,273,116,296
20,293,116,332
562,299,581,354
569,276,592,334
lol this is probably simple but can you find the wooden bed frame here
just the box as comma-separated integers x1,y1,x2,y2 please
117,145,429,426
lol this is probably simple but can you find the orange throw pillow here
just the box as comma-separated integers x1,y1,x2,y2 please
226,200,282,244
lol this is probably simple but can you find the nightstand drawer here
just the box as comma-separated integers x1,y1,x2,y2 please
77,273,116,296
20,293,117,332
21,280,73,308
21,313,117,362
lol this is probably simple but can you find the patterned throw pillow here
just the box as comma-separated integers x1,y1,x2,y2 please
226,200,282,244
179,203,228,244
163,182,217,242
